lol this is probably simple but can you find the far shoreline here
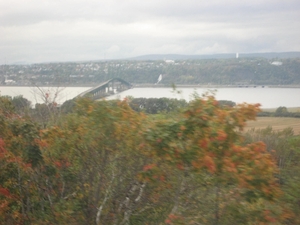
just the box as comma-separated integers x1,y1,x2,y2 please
1,84,300,88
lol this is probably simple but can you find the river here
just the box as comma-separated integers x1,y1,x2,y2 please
0,86,300,109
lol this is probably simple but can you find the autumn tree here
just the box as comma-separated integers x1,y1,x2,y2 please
30,86,65,127
0,94,293,224
245,127,300,224
37,98,152,224
0,96,43,224
142,95,285,224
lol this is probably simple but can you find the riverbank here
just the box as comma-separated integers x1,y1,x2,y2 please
1,84,300,88
133,84,300,88
1,86,300,109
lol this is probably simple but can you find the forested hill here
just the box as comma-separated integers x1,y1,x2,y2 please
129,52,300,60
1,56,300,86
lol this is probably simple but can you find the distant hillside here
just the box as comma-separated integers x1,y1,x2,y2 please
129,52,300,60
2,56,300,86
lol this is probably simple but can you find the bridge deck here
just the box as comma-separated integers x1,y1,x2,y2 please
77,78,132,100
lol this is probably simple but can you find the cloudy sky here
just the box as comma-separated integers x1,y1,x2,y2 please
1,0,300,64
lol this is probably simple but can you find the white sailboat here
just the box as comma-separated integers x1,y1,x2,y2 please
155,74,162,85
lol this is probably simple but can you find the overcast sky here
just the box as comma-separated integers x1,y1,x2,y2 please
1,0,300,64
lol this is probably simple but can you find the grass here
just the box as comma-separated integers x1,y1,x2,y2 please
246,117,300,135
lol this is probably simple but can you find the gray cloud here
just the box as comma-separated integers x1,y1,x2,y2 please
1,0,300,63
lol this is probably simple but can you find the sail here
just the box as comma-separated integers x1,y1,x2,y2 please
158,74,162,82
155,74,162,84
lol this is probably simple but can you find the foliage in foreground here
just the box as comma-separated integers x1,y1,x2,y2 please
0,95,298,224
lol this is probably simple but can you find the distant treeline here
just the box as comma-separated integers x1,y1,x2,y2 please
2,94,299,120
258,106,300,118
127,98,236,114
128,98,300,119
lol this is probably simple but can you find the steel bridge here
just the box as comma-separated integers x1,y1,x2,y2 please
77,78,132,100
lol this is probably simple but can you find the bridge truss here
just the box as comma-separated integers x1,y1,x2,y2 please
77,78,132,100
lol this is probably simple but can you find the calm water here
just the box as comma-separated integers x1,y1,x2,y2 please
109,87,300,109
1,86,300,109
0,86,91,105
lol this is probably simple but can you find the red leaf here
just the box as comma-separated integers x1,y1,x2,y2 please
143,164,156,171
216,130,227,141
0,187,11,197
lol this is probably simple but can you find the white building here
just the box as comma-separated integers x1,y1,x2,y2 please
5,79,16,84
165,59,175,64
271,61,283,66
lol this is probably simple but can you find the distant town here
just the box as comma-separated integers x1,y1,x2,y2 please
1,54,300,87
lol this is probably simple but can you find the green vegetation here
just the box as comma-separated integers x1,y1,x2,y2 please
1,58,300,86
258,106,300,118
1,94,300,224
128,97,188,114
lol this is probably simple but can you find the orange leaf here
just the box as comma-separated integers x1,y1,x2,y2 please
216,130,227,141
177,163,184,170
192,160,202,169
143,164,156,171
204,155,216,173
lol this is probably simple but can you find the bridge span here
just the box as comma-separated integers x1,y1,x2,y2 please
77,78,132,100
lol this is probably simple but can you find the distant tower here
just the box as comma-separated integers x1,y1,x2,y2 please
236,53,239,59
